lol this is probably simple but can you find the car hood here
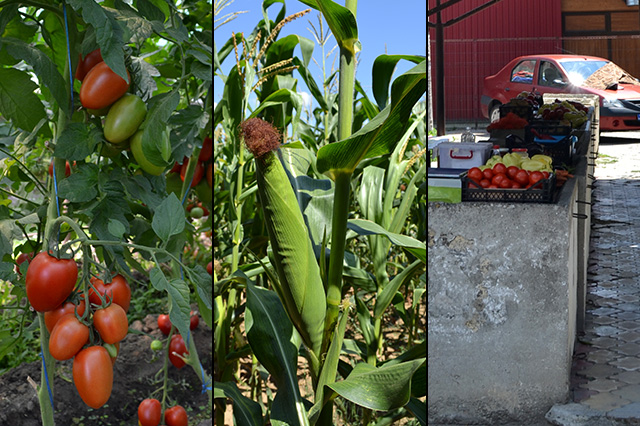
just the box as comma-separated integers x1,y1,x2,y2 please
579,62,640,99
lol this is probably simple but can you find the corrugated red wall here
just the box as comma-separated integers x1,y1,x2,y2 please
429,0,563,121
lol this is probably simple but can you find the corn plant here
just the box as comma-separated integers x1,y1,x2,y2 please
213,0,426,424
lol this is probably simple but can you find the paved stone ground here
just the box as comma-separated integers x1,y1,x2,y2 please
548,136,640,425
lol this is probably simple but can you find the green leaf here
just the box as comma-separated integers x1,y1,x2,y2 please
316,60,426,178
136,0,166,22
327,359,425,411
67,0,128,82
90,192,131,242
57,164,99,203
1,37,69,112
142,91,181,166
188,264,212,310
0,68,47,134
245,283,309,426
347,218,426,264
152,193,185,241
374,260,423,320
167,278,191,339
214,381,263,426
54,123,102,161
302,0,358,56
372,54,425,110
406,396,427,425
249,88,302,121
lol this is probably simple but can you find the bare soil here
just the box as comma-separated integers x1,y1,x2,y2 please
0,313,213,426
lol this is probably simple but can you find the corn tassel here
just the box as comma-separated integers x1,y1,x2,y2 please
241,118,326,359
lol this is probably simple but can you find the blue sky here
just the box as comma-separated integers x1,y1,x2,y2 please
214,0,427,114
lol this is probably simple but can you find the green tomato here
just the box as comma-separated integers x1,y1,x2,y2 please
130,130,167,176
103,94,147,144
150,340,163,351
190,207,204,218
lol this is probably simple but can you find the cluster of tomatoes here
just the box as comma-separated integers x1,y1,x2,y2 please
467,164,549,190
22,251,131,409
168,135,213,189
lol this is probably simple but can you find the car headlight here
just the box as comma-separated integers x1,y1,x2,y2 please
603,98,625,108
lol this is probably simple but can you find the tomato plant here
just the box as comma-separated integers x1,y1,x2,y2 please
164,405,188,426
79,61,130,110
103,94,147,144
25,252,78,312
138,398,162,426
72,346,113,409
89,274,132,312
44,299,86,333
49,314,89,361
93,304,129,344
75,48,103,81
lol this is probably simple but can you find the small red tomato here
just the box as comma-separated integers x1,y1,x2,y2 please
491,173,506,186
206,162,213,188
499,178,512,188
75,48,103,81
482,168,494,180
207,261,213,275
529,171,545,188
48,160,71,178
199,136,212,162
467,167,483,183
80,61,130,110
488,184,499,188
511,181,522,189
190,311,199,330
44,300,86,333
49,314,89,361
157,314,172,336
164,405,188,426
89,274,131,312
15,251,34,275
180,161,205,188
541,171,550,179
479,179,491,188
506,166,519,180
26,252,78,312
492,163,507,175
138,398,162,426
514,169,530,186
93,304,129,344
169,335,189,369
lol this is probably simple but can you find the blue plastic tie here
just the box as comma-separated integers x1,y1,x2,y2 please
181,169,195,206
39,345,54,410
63,2,74,112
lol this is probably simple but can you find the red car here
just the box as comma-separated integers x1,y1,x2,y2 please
481,54,640,131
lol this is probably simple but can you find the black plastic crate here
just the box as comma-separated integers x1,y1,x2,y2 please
462,173,556,203
500,104,534,121
523,122,575,167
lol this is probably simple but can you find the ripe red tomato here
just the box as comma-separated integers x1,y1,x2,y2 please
164,405,188,426
169,335,189,369
73,346,113,409
467,167,483,183
15,251,34,275
488,184,498,188
180,160,205,188
45,300,86,333
529,171,545,188
80,62,130,110
93,304,129,344
26,252,78,312
49,314,89,361
190,311,199,330
479,179,490,188
89,274,131,312
48,160,72,178
75,48,103,81
492,163,507,175
199,136,212,162
499,178,513,188
482,168,494,180
157,314,172,336
514,169,530,186
138,398,162,426
170,158,186,174
491,173,506,186
207,261,212,275
511,181,522,189
206,162,213,188
506,166,519,180
541,171,550,179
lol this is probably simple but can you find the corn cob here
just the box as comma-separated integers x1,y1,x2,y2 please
241,118,326,357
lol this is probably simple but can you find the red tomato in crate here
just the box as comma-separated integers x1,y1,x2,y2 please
499,178,513,188
514,169,530,186
511,181,522,189
482,168,494,180
479,179,491,188
506,166,519,180
467,167,483,183
492,163,507,175
488,184,498,188
491,173,506,186
542,171,550,179
529,171,545,188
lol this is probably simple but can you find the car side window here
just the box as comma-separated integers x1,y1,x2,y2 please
539,61,565,87
510,60,535,84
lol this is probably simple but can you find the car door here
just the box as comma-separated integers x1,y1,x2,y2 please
502,59,537,101
537,61,569,96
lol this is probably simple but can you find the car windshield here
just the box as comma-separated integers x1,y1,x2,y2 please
558,60,609,86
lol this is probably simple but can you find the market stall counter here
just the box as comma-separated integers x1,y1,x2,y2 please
427,95,599,424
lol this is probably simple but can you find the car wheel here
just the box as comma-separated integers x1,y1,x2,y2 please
489,103,501,122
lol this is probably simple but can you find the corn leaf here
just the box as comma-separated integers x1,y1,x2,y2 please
372,54,426,110
214,381,263,426
347,218,426,264
327,359,425,411
297,0,358,56
316,60,426,179
406,396,427,426
245,283,309,426
373,260,424,320
248,88,303,121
